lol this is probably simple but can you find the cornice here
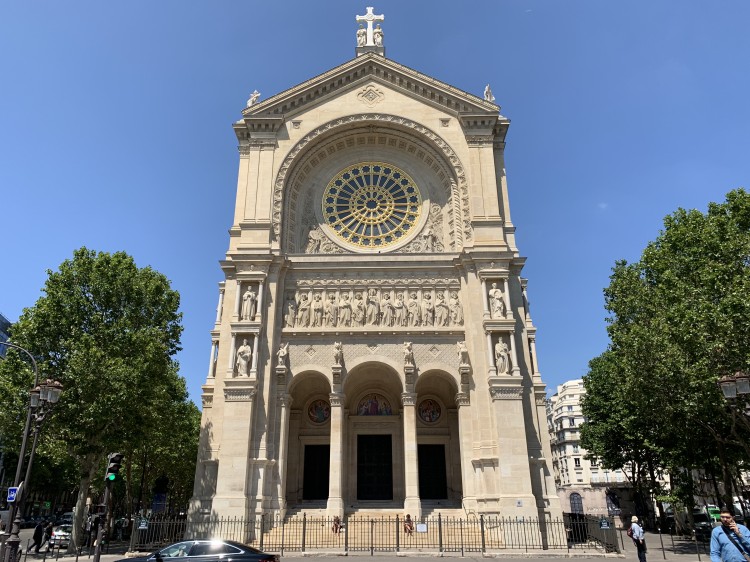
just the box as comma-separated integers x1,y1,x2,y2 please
239,53,499,125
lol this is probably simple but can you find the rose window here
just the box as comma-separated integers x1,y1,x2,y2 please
322,162,422,249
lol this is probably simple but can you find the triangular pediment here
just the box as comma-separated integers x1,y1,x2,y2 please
238,53,502,132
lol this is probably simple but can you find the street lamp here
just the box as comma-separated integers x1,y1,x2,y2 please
0,342,63,562
719,372,750,399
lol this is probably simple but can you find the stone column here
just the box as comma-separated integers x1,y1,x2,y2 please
480,278,490,318
508,331,521,376
503,278,511,318
213,382,257,518
326,392,345,516
234,280,242,319
455,392,477,512
250,334,260,377
485,332,497,376
255,279,264,321
529,336,540,377
207,340,218,379
276,392,292,517
227,333,238,375
215,286,225,324
401,392,421,517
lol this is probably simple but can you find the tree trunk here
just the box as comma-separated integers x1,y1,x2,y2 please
69,456,98,553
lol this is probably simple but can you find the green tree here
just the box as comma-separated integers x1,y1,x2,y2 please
582,189,750,517
0,248,185,549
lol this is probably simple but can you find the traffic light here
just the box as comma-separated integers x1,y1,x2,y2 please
104,453,124,482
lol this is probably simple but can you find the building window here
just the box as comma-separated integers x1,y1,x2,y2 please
570,493,584,514
567,405,573,411
569,418,576,427
574,458,581,468
572,445,579,453
590,458,597,467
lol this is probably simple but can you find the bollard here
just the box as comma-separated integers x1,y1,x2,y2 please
658,527,666,559
693,530,701,562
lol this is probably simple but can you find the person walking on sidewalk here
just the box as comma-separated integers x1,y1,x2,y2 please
30,521,45,554
710,508,750,562
630,515,647,562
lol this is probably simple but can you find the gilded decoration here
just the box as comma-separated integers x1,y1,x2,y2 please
307,399,331,424
418,399,441,423
356,393,393,416
322,162,422,250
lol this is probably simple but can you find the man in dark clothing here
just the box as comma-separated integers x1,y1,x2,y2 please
31,521,45,554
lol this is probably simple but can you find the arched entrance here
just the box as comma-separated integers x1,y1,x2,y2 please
344,361,404,508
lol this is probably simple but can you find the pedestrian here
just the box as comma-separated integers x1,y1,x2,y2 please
31,521,44,554
403,514,414,536
331,515,341,534
629,515,647,562
710,508,750,562
43,521,54,551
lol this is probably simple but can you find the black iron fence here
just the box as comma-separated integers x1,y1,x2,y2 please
129,513,619,555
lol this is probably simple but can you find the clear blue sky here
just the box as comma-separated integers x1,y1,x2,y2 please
2,1,748,404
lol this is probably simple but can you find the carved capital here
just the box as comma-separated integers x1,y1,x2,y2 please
466,135,495,147
401,392,417,407
455,392,470,407
329,392,345,407
201,394,214,408
238,139,277,153
278,394,293,408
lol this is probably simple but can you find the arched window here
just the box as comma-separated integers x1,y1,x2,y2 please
570,492,584,514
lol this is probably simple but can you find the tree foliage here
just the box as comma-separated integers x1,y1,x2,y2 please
581,189,750,515
0,248,195,547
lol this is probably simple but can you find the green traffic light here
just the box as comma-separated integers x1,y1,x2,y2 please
107,473,116,481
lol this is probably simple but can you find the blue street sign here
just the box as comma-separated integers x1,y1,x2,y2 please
7,487,18,503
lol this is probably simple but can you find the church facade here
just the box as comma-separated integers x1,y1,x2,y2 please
190,12,561,522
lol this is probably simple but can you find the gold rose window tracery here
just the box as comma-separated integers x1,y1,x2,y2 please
322,162,422,249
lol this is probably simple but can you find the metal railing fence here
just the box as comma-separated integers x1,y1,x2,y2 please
129,513,620,555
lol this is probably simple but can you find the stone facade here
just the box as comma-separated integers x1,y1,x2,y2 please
190,38,561,523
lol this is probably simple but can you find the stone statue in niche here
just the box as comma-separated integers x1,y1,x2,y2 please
241,287,257,321
407,292,421,326
276,342,289,367
353,292,366,326
366,289,380,325
333,342,343,365
421,294,434,326
356,24,366,46
449,292,464,325
489,282,506,318
324,293,338,327
434,292,449,326
495,340,510,374
394,292,406,326
236,338,252,376
296,294,311,327
457,341,469,366
284,293,297,328
311,293,324,327
404,342,414,366
338,293,352,327
381,293,395,326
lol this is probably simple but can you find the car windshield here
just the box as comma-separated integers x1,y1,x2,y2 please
694,514,710,523
55,525,73,533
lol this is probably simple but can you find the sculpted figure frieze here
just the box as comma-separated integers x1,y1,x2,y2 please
235,338,252,376
488,282,506,319
284,284,465,329
241,286,257,321
495,340,510,374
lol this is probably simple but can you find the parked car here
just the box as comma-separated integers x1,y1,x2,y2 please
115,540,279,562
49,525,72,548
691,513,713,542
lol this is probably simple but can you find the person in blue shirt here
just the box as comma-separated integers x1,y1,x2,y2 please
711,509,750,562
630,515,647,562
